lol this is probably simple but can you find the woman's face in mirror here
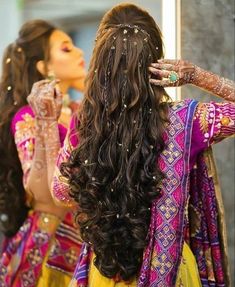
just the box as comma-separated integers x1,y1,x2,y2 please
48,29,86,91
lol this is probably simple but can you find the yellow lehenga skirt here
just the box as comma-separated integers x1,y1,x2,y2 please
37,255,72,287
33,213,73,287
88,242,202,287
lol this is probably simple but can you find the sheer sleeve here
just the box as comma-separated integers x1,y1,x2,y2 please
190,101,235,167
51,116,79,207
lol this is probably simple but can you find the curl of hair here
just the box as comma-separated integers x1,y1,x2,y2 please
0,20,55,237
61,4,171,281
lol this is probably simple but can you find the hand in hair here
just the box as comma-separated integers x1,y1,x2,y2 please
149,59,235,101
149,59,195,87
27,79,63,120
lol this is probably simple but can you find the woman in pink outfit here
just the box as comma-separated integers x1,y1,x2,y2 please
28,4,235,287
0,19,86,286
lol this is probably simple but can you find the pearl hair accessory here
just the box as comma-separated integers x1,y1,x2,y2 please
0,213,8,222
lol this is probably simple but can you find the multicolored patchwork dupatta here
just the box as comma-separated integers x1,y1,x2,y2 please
71,99,230,287
138,100,230,287
138,99,198,286
188,148,230,286
69,244,91,287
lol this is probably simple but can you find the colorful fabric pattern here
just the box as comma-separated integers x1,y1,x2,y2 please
46,212,82,274
52,135,77,207
138,99,198,287
0,105,82,286
0,211,60,287
52,115,79,207
69,244,91,287
188,150,230,286
66,99,234,287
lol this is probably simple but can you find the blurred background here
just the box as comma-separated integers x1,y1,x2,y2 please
0,0,234,284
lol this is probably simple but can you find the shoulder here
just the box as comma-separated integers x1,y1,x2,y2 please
167,99,199,128
169,99,198,112
11,105,35,135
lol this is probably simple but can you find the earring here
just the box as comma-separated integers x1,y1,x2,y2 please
47,70,56,81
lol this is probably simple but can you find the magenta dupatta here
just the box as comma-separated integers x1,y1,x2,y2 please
70,99,230,287
138,100,229,286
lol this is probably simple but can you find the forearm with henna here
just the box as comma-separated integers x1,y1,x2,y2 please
42,119,61,189
26,119,50,203
191,66,235,102
26,79,63,204
149,60,235,102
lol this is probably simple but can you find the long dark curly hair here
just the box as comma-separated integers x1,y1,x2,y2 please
0,20,56,237
61,3,170,281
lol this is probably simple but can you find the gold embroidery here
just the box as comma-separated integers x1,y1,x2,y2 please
38,212,60,234
14,113,36,193
15,113,35,144
194,103,209,135
25,139,34,152
204,247,216,282
220,116,230,126
27,248,42,266
151,252,172,274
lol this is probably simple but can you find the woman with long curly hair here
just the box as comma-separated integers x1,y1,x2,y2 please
0,19,86,286
30,3,235,287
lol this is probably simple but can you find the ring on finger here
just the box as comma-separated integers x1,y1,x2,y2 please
168,71,179,83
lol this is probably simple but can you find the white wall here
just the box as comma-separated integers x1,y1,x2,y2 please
0,0,23,74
